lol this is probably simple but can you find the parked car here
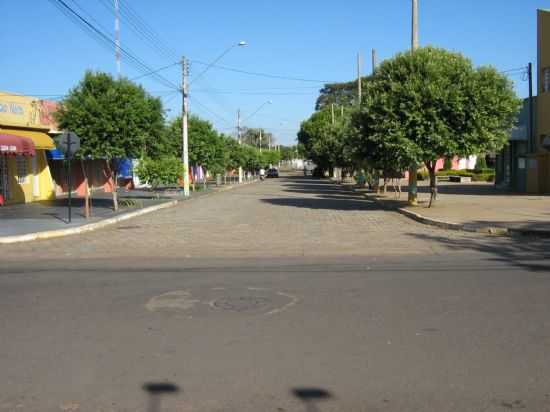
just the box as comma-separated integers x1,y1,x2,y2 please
267,168,279,178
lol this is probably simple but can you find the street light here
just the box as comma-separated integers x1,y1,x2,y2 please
189,41,248,86
238,100,273,183
182,40,247,197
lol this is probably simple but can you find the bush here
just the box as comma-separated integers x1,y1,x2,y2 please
135,157,185,188
475,155,488,171
472,172,495,182
436,169,474,177
417,170,429,181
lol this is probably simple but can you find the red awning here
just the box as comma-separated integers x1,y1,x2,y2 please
0,134,36,156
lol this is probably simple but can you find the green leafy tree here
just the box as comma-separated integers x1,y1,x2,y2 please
353,47,521,206
164,115,227,176
135,157,184,188
55,70,164,210
298,108,355,174
316,79,365,110
240,127,274,149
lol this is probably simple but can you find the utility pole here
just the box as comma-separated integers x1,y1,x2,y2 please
372,48,377,74
237,109,243,183
408,0,419,206
259,128,262,152
528,62,534,153
341,105,344,118
181,56,190,197
331,103,335,124
412,0,419,49
114,0,121,77
357,52,362,105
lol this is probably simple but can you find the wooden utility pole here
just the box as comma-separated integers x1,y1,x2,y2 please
371,49,377,74
357,52,362,105
408,0,419,206
331,103,335,124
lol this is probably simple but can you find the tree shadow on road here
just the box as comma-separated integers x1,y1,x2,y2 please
261,196,382,211
406,232,550,273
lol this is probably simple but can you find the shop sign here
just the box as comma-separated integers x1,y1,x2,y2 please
0,91,59,131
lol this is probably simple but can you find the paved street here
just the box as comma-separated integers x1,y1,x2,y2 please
2,174,550,412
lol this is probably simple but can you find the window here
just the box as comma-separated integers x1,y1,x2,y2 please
544,68,550,93
16,155,28,184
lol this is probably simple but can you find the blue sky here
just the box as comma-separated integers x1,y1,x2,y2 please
1,0,548,145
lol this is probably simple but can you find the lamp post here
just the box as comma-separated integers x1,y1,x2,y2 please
238,100,272,183
182,41,247,196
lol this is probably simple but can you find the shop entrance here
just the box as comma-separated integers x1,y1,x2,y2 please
0,156,8,203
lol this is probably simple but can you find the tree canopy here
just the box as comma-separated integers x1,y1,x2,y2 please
55,71,164,161
353,47,521,203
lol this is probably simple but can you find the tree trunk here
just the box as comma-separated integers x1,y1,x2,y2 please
427,162,437,208
106,160,119,211
80,160,90,218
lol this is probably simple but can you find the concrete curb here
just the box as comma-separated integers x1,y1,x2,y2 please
0,179,259,245
349,185,550,238
0,200,178,245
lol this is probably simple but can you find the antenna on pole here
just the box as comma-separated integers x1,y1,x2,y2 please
114,0,121,77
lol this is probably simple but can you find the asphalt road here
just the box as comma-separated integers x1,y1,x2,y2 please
2,174,550,412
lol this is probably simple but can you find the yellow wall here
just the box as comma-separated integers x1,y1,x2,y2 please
0,92,58,131
528,10,550,193
537,10,550,147
5,150,55,204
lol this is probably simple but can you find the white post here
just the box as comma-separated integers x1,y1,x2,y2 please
237,109,243,184
114,0,121,77
182,56,190,197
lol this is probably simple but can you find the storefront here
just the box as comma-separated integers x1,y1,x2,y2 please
0,92,58,204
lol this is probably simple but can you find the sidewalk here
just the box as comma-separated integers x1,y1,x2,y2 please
0,185,220,239
353,181,550,236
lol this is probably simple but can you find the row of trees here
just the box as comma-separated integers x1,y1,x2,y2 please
55,71,282,198
298,47,521,205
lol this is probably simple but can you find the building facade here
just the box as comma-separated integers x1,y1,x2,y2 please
0,92,57,204
527,9,550,193
496,98,534,192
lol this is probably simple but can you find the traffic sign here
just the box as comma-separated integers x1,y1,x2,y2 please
58,131,80,158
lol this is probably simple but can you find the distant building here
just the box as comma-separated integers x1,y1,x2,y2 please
526,9,550,193
496,98,534,192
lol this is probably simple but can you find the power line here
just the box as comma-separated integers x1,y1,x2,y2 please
130,61,180,82
190,59,334,83
119,0,179,60
97,0,179,61
188,96,232,125
49,0,179,90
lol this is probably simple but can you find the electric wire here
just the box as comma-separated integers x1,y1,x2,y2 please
49,0,179,90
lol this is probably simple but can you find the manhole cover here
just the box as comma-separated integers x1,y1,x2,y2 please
117,225,142,230
213,296,270,312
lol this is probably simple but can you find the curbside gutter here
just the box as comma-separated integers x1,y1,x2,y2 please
349,185,550,238
0,179,258,245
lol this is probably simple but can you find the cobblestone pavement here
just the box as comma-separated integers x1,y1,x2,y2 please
2,174,501,262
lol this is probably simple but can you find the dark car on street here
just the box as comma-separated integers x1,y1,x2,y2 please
267,168,279,178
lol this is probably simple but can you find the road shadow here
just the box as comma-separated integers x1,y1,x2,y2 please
292,387,333,412
142,382,180,412
406,232,550,272
387,180,546,197
262,196,381,211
